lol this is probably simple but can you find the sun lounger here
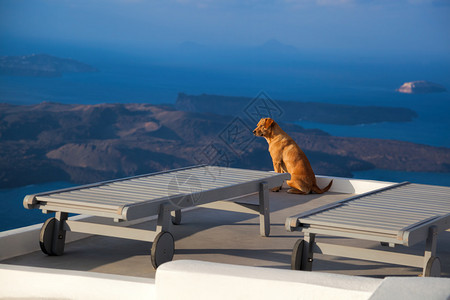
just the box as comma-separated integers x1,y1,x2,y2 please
24,165,289,268
286,182,450,277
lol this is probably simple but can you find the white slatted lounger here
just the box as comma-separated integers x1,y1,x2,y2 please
286,182,450,277
24,165,289,268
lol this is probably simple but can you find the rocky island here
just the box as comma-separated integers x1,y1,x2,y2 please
397,81,446,94
176,93,418,125
1,102,449,189
0,54,98,77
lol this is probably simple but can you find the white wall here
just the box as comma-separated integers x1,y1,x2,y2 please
0,264,155,300
156,260,382,300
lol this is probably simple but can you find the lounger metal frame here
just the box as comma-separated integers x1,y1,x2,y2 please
24,165,289,268
286,182,450,277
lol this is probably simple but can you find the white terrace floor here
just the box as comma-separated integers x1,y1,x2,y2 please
1,182,450,279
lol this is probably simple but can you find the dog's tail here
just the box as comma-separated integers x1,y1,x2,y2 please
312,180,333,194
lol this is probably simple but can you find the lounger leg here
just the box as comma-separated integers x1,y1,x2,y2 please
52,212,68,256
423,226,441,277
171,209,182,225
259,182,270,237
302,232,316,271
156,204,172,234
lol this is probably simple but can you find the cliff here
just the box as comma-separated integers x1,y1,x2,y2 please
0,54,98,77
1,102,449,189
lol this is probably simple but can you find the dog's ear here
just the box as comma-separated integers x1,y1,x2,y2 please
264,118,274,129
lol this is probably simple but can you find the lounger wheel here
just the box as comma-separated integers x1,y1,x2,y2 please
40,217,61,256
424,256,441,277
40,217,66,256
291,239,305,270
151,231,175,269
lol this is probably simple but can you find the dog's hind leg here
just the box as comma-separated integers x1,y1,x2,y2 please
286,175,311,195
287,188,307,194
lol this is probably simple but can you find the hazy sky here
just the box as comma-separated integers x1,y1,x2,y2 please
1,0,449,58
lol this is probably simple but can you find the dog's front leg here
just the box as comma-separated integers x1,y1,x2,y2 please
271,160,284,192
273,160,284,173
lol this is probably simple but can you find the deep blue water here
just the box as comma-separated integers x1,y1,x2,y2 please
352,170,450,187
0,182,75,232
1,53,449,231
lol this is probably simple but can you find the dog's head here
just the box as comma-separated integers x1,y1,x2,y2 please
253,118,275,137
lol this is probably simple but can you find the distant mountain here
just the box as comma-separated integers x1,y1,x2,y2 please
178,41,208,52
256,39,299,55
0,54,98,77
397,81,446,94
1,101,449,189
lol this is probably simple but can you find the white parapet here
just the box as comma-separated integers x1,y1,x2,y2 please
316,175,395,194
1,260,449,300
156,260,382,300
156,261,450,300
0,263,155,300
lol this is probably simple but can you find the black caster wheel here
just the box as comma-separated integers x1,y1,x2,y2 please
151,231,175,269
40,217,56,255
424,256,441,277
39,217,66,256
291,239,304,270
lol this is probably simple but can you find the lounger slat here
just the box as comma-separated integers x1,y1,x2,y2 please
135,176,244,189
329,206,438,220
317,208,434,224
92,186,165,197
105,177,241,189
119,172,266,186
66,189,165,203
340,204,446,218
97,186,191,198
135,167,271,182
349,201,450,214
135,176,250,187
101,181,229,196
105,173,279,193
299,218,400,235
35,196,122,210
355,194,450,206
47,190,151,202
111,176,226,189
304,213,410,229
38,195,131,207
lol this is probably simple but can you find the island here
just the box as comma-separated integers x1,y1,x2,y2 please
176,93,418,126
397,81,446,94
0,54,98,77
0,102,449,189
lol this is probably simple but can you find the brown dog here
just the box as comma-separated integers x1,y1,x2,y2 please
253,118,332,194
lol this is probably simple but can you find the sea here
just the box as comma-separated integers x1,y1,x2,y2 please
1,51,449,231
